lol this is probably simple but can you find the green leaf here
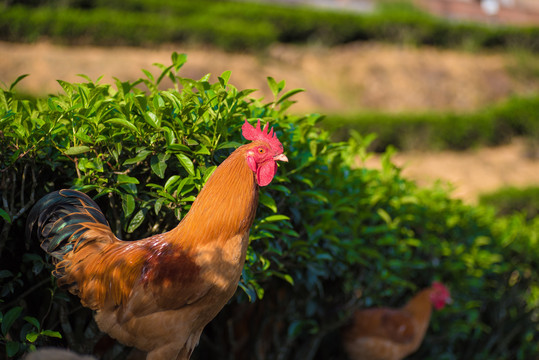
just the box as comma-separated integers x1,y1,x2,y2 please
195,145,211,156
64,146,91,155
127,209,147,233
259,192,277,213
171,52,188,71
26,332,39,343
76,73,93,82
203,166,217,183
150,153,170,179
144,111,160,128
2,306,22,336
154,197,165,214
123,149,152,165
142,69,155,83
168,144,191,153
262,215,290,222
271,185,291,195
238,282,257,303
162,126,176,145
23,316,40,330
216,141,241,151
40,329,62,339
377,208,392,225
287,320,304,338
117,174,140,185
181,195,196,202
0,209,11,224
121,193,135,217
153,94,165,109
107,118,139,133
218,70,232,87
9,74,29,91
6,341,19,357
273,272,295,285
267,76,285,97
177,153,195,176
406,238,422,247
164,175,181,192
276,88,305,105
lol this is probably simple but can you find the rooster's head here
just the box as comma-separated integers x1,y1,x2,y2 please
242,119,288,186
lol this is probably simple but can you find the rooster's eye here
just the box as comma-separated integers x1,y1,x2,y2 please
258,148,265,154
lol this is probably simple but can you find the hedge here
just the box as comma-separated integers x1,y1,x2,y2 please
0,54,538,359
1,0,539,52
323,95,539,152
480,186,539,221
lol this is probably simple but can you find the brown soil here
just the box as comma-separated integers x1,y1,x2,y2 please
1,41,538,201
3,41,539,113
365,140,539,203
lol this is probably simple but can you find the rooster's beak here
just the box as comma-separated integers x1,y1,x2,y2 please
274,154,288,162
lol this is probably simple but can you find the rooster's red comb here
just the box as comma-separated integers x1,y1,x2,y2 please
242,119,284,153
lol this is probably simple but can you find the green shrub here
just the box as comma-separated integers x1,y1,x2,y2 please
480,186,539,220
323,95,539,152
0,54,538,359
2,0,539,52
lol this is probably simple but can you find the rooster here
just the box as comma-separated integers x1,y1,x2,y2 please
342,282,451,360
26,120,288,360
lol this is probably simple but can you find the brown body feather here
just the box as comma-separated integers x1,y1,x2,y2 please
29,142,267,360
342,288,436,360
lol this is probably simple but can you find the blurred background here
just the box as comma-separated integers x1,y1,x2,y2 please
1,0,538,207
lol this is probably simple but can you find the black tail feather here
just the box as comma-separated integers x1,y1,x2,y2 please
26,189,110,261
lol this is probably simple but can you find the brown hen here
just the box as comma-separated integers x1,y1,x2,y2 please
342,282,451,360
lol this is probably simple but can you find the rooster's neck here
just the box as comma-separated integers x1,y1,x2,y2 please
171,144,259,246
402,288,433,340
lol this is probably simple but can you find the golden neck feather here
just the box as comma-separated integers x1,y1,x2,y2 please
172,144,259,246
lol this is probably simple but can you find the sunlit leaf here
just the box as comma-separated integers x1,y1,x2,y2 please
177,153,195,176
9,74,29,91
276,88,304,105
26,332,39,343
144,111,160,128
218,70,232,87
117,174,140,185
64,146,91,155
262,215,290,222
107,118,139,133
171,52,188,71
164,175,181,191
259,192,277,213
40,329,62,339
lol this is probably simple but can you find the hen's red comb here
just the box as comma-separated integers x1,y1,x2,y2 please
432,281,449,293
242,119,284,153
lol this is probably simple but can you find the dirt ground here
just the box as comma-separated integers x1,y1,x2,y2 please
365,139,539,202
3,41,539,113
1,41,538,202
